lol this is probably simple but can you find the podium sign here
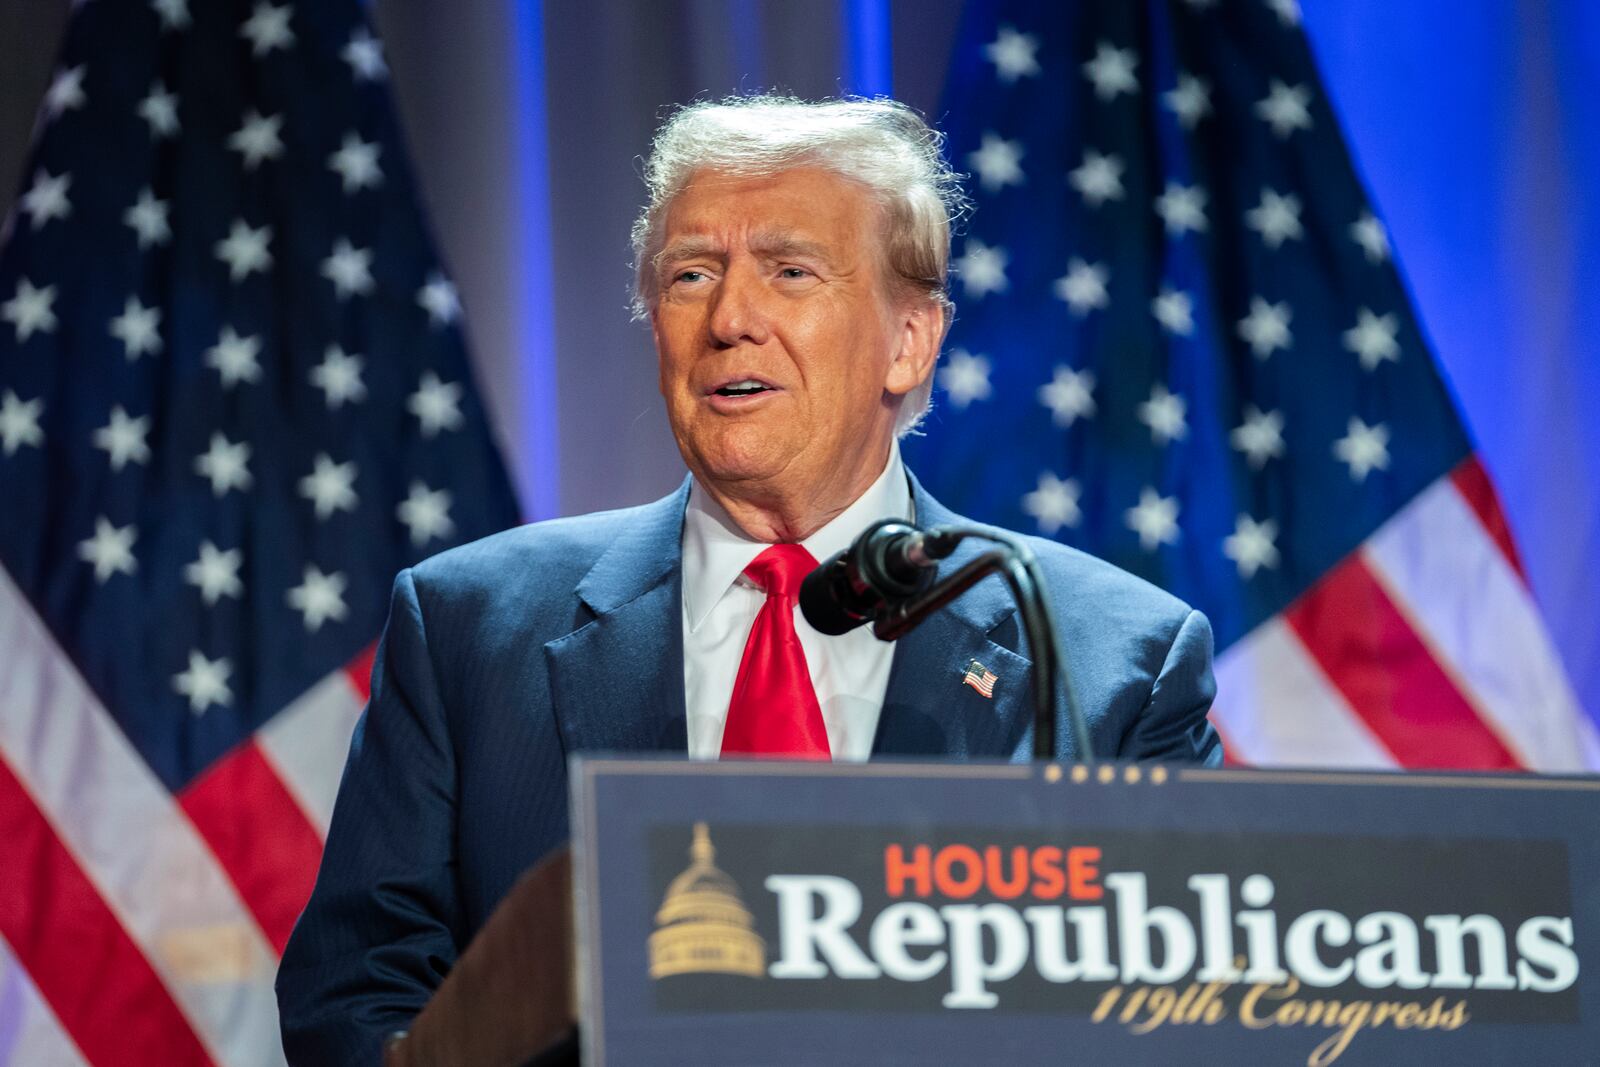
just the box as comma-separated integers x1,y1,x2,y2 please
570,759,1600,1066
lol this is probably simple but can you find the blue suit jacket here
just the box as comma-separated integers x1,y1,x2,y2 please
276,475,1220,1063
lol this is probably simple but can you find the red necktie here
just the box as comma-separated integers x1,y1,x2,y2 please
720,544,831,759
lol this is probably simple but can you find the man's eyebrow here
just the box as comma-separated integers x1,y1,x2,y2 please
654,237,725,270
746,231,836,266
654,231,840,272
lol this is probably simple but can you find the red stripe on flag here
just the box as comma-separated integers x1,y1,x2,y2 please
1450,456,1528,584
1283,554,1524,770
0,754,215,1067
1207,717,1246,767
178,740,324,955
343,642,377,702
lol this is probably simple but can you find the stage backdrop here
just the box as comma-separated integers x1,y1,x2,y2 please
0,3,1594,1063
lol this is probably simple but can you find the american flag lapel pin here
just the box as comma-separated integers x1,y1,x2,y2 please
961,658,998,699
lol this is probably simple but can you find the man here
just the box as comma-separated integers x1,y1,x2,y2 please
277,95,1221,1061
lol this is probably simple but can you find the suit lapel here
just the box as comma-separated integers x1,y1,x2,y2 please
545,481,690,754
873,476,1036,759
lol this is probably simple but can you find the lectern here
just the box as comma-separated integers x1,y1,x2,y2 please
383,847,579,1067
388,758,1600,1066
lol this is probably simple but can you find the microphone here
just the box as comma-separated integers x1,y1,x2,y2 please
799,520,962,636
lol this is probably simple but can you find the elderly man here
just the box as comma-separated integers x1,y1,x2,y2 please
277,95,1220,1060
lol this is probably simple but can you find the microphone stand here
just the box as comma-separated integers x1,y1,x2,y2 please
872,529,1093,762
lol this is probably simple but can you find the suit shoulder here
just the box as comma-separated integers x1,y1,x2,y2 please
1017,531,1196,629
407,497,670,598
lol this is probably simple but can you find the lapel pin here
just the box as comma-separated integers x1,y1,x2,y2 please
961,658,998,699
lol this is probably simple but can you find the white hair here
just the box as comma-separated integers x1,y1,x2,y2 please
631,94,968,435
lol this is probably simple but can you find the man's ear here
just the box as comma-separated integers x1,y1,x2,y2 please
884,300,944,398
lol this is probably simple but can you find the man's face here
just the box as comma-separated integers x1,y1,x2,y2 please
651,167,936,508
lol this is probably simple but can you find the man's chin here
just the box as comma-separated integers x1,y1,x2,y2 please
682,435,799,494
693,455,789,490
675,409,781,464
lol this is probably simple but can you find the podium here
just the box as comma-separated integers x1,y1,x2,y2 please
390,758,1600,1066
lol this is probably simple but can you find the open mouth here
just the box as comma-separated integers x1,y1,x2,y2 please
711,378,776,398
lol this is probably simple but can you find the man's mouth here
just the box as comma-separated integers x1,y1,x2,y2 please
710,378,777,398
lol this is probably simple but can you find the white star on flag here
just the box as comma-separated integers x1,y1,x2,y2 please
195,432,253,496
1343,307,1401,370
342,26,389,81
123,187,171,249
204,326,263,388
1126,488,1181,551
328,132,383,193
1021,472,1082,535
1054,258,1109,316
215,219,273,281
1351,210,1390,263
1138,383,1189,445
983,26,1040,83
1231,406,1286,469
1267,0,1303,26
109,296,162,360
1245,188,1304,248
937,349,993,409
1151,286,1195,336
228,110,284,170
78,516,138,582
408,372,465,436
2,278,58,342
92,406,151,471
417,273,462,327
1155,181,1208,235
1083,42,1138,101
151,0,191,32
44,65,87,119
299,453,359,520
240,2,295,56
173,651,232,714
184,541,243,606
1224,515,1281,579
1038,366,1096,427
137,82,180,139
1163,73,1211,129
322,238,375,299
287,565,349,632
1068,149,1125,208
397,482,456,546
310,345,367,408
1334,417,1391,481
1237,297,1293,358
954,239,1009,297
968,132,1025,192
1256,80,1313,139
0,390,44,455
21,170,72,229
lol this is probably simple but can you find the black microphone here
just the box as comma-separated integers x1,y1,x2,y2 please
799,519,962,636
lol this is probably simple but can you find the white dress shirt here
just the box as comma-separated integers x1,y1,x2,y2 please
681,445,912,761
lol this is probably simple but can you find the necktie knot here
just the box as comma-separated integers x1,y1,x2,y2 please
743,543,818,601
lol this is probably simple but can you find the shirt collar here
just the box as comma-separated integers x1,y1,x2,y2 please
681,442,912,633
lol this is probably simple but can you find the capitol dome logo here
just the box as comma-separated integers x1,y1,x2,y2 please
649,823,766,980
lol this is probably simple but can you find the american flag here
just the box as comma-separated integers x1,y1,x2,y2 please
0,2,519,1063
906,0,1600,771
962,658,998,699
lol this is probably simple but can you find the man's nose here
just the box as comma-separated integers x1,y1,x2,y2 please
707,262,772,348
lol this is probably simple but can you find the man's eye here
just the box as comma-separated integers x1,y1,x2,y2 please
778,267,811,280
674,270,707,284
